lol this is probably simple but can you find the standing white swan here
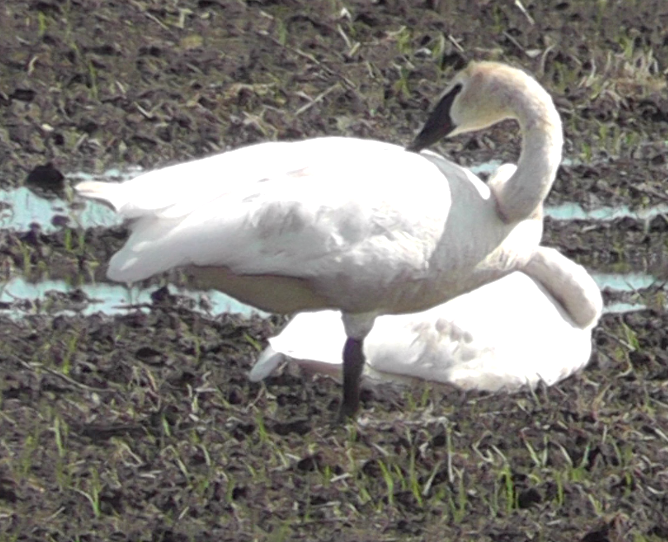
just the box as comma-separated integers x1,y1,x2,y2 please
250,247,603,392
74,61,563,420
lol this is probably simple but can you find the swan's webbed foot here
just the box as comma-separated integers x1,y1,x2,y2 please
336,337,365,423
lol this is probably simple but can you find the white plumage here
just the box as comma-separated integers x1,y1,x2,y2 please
251,247,602,391
75,61,563,419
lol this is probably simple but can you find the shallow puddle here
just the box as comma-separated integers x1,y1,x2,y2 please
5,183,666,232
4,160,666,232
591,272,660,292
0,168,136,233
0,270,660,319
546,202,668,221
0,276,267,319
1,163,664,319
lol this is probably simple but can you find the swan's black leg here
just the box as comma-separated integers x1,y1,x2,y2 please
337,337,365,422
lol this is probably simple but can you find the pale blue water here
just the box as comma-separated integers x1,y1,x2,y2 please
0,272,659,319
591,272,660,292
546,202,668,221
0,276,267,319
3,161,665,232
1,162,664,319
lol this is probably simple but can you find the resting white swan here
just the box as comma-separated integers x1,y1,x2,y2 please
251,247,603,391
75,61,563,420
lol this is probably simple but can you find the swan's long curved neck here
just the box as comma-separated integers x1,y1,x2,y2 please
491,99,563,224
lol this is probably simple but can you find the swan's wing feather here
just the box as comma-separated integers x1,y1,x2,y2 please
78,138,456,283
76,142,314,218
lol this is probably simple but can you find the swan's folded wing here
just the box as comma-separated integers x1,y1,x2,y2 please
76,138,453,285
76,142,312,219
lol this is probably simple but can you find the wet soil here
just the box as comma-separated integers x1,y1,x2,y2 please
2,1,668,541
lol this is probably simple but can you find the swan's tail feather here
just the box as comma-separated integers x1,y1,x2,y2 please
75,181,125,211
249,347,285,382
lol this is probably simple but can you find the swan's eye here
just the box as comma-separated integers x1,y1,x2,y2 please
406,83,463,153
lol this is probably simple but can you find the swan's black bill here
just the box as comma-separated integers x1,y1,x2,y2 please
337,337,365,423
407,83,463,153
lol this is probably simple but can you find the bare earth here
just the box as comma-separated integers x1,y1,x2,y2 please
1,1,668,541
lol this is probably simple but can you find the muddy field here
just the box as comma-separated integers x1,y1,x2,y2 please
1,0,668,541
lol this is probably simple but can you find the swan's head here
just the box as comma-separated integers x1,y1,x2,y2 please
407,62,539,153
